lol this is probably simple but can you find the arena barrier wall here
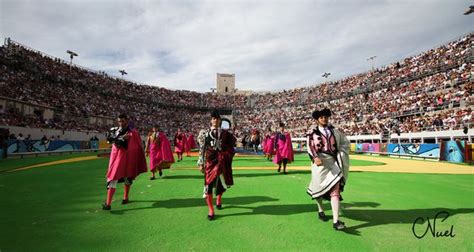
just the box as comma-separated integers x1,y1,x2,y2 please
355,143,383,153
292,142,303,151
6,140,99,154
387,143,440,158
352,142,474,164
439,141,467,163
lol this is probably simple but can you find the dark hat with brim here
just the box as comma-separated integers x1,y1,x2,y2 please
312,108,332,119
211,109,221,119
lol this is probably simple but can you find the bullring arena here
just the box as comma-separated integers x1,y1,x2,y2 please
0,1,473,251
0,150,473,250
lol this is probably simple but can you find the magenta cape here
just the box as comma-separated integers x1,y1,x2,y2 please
273,132,294,164
107,129,148,182
263,135,276,155
185,134,197,152
174,133,186,153
149,132,175,172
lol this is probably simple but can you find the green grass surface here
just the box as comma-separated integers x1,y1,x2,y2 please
0,154,472,251
0,153,385,171
0,153,95,172
172,153,385,168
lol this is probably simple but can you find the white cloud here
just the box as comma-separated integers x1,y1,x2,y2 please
1,0,472,92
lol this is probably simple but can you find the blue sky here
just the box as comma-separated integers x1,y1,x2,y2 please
0,0,472,92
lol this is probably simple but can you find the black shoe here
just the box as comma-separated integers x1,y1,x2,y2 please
318,212,329,222
277,167,281,173
102,204,111,210
333,220,346,230
159,170,163,177
216,204,222,210
150,177,156,180
207,214,215,221
122,199,129,205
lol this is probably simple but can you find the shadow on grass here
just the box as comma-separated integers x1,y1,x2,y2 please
110,196,279,215
342,207,474,236
221,202,474,235
161,170,312,180
223,201,381,217
111,197,472,237
207,201,473,237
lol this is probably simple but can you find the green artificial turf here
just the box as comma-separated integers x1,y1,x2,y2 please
0,154,472,251
172,153,385,168
0,153,96,172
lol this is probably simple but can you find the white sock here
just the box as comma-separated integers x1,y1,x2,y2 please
331,196,340,223
316,198,324,213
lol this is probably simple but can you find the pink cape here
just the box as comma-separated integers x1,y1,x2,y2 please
273,132,294,164
185,134,197,152
107,129,148,182
149,132,175,172
174,133,186,153
263,135,276,155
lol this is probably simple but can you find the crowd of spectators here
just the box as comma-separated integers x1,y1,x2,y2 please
0,33,472,140
233,33,473,137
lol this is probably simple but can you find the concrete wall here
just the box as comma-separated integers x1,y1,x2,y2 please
3,125,107,141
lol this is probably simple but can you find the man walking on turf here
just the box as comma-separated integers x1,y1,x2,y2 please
185,131,197,157
197,109,236,220
306,108,350,230
273,122,294,174
174,127,186,162
262,127,276,161
145,125,175,179
103,114,148,210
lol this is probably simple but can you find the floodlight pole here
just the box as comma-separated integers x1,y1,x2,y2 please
66,50,78,65
367,56,377,71
119,69,128,79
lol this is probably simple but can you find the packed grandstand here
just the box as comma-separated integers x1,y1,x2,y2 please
0,33,472,141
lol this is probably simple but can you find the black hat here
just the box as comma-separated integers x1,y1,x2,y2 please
118,113,128,120
211,109,221,119
312,108,332,119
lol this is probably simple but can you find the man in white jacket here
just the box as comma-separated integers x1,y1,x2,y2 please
306,108,350,231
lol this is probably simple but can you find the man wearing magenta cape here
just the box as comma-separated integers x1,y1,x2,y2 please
174,127,186,161
146,125,175,179
273,122,294,174
262,127,276,161
103,114,147,210
185,132,197,157
197,109,236,221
